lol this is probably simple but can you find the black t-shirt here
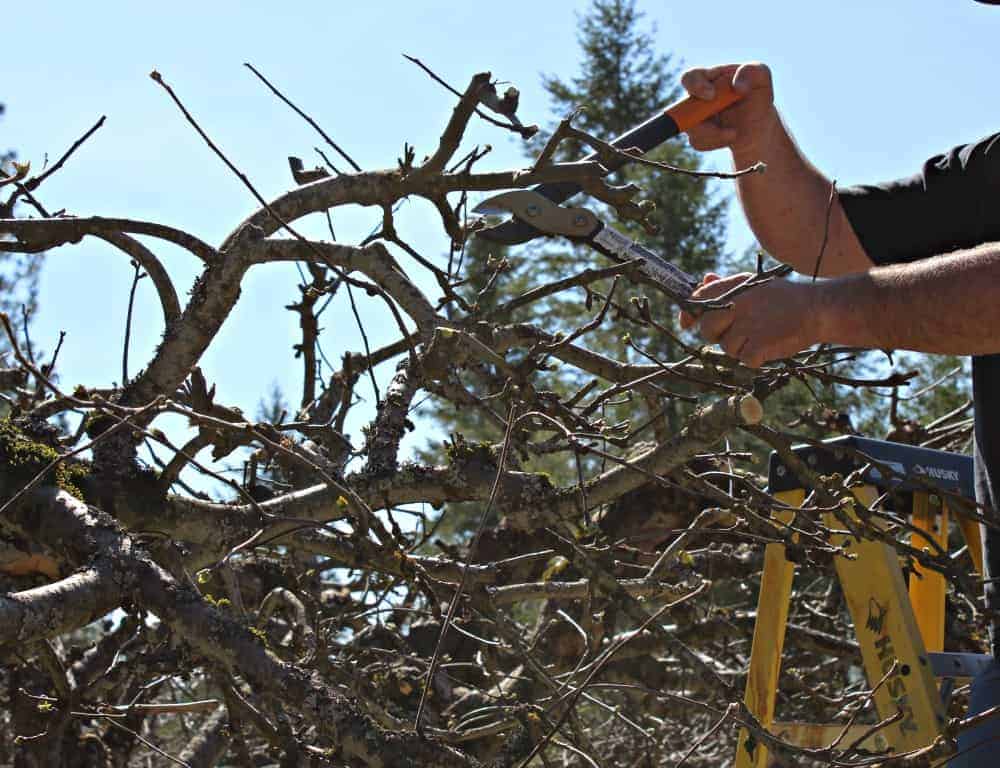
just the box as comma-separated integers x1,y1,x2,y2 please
839,132,1000,653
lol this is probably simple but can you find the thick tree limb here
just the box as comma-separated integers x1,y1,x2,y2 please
419,72,493,175
175,706,232,768
0,215,218,263
1,484,481,766
249,238,438,332
0,566,120,647
365,358,418,474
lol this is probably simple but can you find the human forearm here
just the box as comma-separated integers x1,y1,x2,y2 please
731,110,873,277
818,244,1000,354
680,63,873,276
683,243,1000,368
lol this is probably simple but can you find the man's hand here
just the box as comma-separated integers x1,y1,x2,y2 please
680,63,778,155
679,272,823,368
679,63,874,277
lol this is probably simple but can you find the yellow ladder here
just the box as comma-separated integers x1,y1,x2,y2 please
735,436,983,767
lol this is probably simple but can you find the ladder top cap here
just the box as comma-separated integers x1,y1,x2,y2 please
768,435,974,499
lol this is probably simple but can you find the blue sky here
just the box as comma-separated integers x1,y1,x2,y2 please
3,1,998,478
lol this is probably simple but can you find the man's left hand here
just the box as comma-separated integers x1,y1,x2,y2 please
678,272,822,368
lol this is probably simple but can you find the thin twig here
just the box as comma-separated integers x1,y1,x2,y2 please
415,399,518,732
314,146,342,175
20,305,35,364
12,115,106,201
812,178,838,282
674,704,737,768
403,55,538,139
0,332,162,518
243,62,362,172
150,69,396,402
100,715,191,768
518,582,709,767
623,147,766,180
122,260,146,385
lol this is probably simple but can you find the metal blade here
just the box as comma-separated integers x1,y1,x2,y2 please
479,110,686,245
474,190,599,237
473,190,550,216
476,191,698,298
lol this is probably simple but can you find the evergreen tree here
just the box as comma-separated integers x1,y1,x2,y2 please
256,380,290,426
421,1,970,540
0,101,43,360
423,0,727,476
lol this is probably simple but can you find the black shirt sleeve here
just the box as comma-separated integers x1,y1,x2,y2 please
839,132,1000,266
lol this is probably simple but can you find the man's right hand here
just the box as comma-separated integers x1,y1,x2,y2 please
680,63,777,155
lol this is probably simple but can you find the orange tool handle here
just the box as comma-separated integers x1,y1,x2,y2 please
479,80,745,246
665,79,744,133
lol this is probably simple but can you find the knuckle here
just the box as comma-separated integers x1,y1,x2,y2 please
686,128,707,145
749,61,772,85
681,67,705,82
701,323,721,343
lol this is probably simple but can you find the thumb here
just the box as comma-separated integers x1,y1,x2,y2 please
679,273,717,329
733,62,773,95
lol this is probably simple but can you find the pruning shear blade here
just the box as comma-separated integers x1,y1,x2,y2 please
473,191,600,237
475,190,698,299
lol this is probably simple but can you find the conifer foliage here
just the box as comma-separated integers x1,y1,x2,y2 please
0,16,982,767
424,0,727,470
